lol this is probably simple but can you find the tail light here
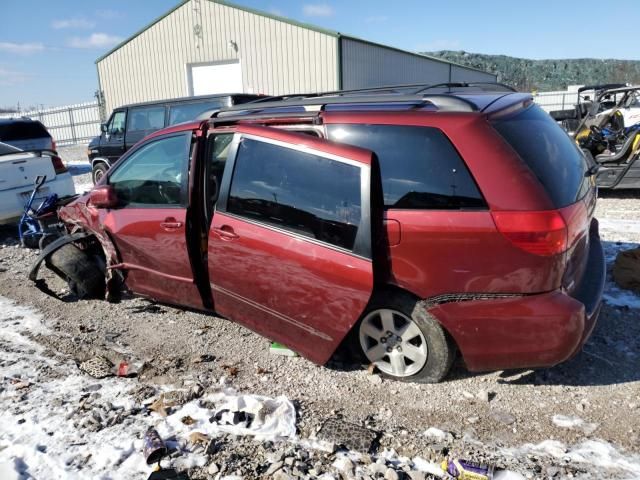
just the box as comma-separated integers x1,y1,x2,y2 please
492,210,568,256
51,155,68,175
51,139,57,152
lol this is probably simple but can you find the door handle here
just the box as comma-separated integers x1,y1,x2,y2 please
160,217,183,231
212,225,239,240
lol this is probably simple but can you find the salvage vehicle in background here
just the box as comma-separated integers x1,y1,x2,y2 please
88,93,262,184
31,84,606,383
0,117,57,151
0,142,74,224
552,85,640,189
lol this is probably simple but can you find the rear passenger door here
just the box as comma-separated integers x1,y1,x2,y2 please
208,125,376,364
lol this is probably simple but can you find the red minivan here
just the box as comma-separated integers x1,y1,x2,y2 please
32,84,606,383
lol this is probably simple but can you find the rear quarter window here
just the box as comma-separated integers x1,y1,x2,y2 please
327,124,485,210
491,105,590,208
0,121,50,141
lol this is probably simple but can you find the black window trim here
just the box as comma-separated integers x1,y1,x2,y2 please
106,131,192,209
215,132,372,260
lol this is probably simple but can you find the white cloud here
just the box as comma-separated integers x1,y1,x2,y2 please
0,67,30,86
417,40,462,52
68,33,123,49
0,42,45,55
302,3,334,17
52,17,95,29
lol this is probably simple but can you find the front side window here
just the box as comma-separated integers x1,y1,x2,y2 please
168,100,225,125
109,111,126,135
327,124,485,210
226,138,362,251
108,134,189,206
127,106,165,133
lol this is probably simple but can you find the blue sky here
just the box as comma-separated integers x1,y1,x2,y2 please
2,0,639,109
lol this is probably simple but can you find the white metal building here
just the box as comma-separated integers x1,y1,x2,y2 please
96,0,496,114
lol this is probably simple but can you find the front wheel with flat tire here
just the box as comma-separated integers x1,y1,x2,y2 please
358,292,455,383
46,244,105,299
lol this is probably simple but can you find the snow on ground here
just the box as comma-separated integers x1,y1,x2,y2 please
502,439,640,479
595,215,640,309
0,295,296,479
600,236,640,309
2,295,640,479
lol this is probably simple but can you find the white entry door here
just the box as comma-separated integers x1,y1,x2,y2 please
189,61,243,95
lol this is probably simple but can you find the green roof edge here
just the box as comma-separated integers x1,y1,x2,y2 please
95,0,493,80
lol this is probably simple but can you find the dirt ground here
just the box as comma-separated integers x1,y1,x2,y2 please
1,145,639,479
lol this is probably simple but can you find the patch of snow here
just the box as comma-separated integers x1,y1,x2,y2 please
552,414,585,428
603,289,640,309
598,218,640,235
601,240,640,309
551,415,598,435
0,295,296,480
422,427,453,443
73,180,94,195
412,456,445,477
502,439,640,477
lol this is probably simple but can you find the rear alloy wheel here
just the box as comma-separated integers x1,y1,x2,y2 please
359,309,428,377
357,292,455,383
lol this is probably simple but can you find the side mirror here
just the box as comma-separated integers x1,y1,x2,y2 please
100,123,108,133
88,185,118,209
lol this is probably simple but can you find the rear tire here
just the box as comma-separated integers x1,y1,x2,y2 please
46,244,105,299
358,291,455,383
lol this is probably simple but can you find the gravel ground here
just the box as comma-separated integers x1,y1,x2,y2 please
0,144,639,479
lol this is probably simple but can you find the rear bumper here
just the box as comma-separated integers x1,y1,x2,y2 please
0,173,76,224
430,221,605,372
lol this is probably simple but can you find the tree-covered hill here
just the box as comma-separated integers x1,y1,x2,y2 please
425,50,640,91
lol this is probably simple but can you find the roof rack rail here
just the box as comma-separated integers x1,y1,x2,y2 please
413,82,516,94
209,111,321,126
241,81,516,106
212,93,478,119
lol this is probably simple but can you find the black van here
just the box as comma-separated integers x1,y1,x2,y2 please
87,93,261,183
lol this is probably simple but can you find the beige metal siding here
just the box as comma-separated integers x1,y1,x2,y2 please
97,0,338,114
340,37,496,89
